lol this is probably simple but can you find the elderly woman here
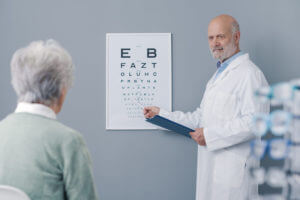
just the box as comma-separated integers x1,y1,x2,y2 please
0,40,98,200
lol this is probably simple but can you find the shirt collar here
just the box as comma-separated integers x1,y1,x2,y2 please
217,51,243,69
15,102,57,119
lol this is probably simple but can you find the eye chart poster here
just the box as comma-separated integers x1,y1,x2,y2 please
106,33,172,130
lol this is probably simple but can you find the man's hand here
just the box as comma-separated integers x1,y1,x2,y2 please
189,128,206,146
143,106,160,118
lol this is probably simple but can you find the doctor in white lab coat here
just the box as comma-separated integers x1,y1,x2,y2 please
144,14,269,200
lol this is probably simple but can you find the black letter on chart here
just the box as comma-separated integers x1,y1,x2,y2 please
147,48,157,58
121,48,131,58
130,63,136,68
141,63,146,68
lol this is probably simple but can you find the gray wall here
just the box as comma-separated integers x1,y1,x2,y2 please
1,0,300,199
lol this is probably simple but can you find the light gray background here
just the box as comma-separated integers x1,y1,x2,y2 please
0,0,299,199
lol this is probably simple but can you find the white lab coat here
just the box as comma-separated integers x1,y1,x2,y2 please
160,54,269,200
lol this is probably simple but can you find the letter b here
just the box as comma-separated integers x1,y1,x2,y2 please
147,48,157,58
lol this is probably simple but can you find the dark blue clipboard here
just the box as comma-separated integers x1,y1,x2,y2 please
146,115,193,138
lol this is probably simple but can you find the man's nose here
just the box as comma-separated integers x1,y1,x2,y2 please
214,39,220,46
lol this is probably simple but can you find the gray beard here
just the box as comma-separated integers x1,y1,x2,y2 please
210,42,237,62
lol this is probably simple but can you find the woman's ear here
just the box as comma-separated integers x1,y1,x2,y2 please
52,87,67,114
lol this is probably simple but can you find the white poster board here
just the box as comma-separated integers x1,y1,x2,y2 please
106,33,172,129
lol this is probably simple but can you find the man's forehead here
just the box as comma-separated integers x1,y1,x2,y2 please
208,20,232,35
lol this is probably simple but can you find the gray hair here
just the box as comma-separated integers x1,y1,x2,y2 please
10,39,74,106
231,20,240,34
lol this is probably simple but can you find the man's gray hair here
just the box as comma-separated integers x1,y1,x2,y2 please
231,20,240,34
10,39,74,106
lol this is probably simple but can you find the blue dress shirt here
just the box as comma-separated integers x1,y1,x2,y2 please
214,51,244,80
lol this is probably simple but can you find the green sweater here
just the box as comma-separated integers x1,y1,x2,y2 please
0,113,98,200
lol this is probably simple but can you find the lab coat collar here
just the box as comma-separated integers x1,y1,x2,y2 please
15,102,57,119
207,53,250,88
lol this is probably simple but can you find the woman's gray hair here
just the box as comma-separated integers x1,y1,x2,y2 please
11,39,74,106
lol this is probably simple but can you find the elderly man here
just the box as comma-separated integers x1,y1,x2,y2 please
0,40,98,200
144,15,269,199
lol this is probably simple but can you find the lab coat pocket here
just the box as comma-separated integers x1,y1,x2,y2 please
212,92,237,120
213,150,246,187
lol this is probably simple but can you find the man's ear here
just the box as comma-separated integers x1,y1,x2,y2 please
234,31,240,45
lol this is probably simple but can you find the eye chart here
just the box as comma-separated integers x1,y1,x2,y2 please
106,33,172,129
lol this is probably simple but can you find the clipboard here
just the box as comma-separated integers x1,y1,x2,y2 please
146,115,193,138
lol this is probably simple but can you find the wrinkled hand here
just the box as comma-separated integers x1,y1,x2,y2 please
189,128,206,146
143,106,160,118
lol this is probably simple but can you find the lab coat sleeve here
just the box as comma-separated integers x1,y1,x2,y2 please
159,101,204,130
203,70,270,151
